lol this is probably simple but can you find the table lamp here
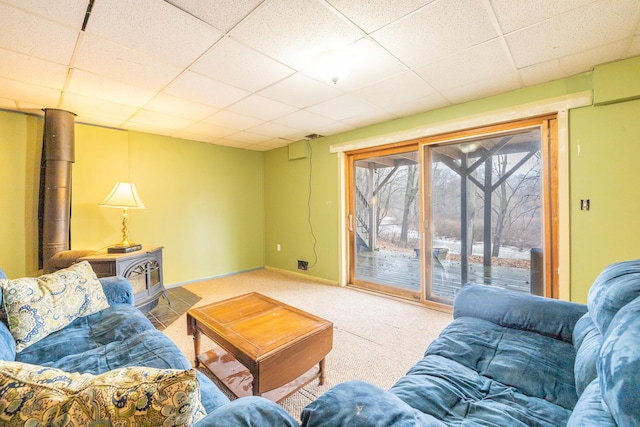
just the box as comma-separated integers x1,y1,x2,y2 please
100,182,145,253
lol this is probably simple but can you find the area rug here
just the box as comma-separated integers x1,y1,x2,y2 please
160,268,453,421
145,286,201,330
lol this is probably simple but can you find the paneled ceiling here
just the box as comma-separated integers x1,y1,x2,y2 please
1,0,639,151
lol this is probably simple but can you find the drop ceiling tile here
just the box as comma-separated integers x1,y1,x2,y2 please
341,108,398,128
0,3,79,63
629,35,640,57
557,40,627,76
415,40,515,92
128,109,194,131
165,71,250,109
518,60,568,87
520,39,628,86
61,92,138,121
0,77,60,106
327,0,434,33
371,0,498,69
0,48,68,89
165,0,263,33
231,0,362,70
224,131,272,144
73,112,126,129
182,122,237,139
491,0,594,34
144,94,218,121
211,138,253,149
314,120,356,136
384,93,450,118
191,37,295,92
171,130,214,144
122,121,174,136
15,101,48,115
202,110,262,130
1,0,88,28
272,109,339,131
86,0,222,67
250,139,291,150
247,121,307,140
316,38,407,91
258,73,342,108
439,71,521,105
66,69,155,107
306,94,380,121
73,34,183,91
353,72,437,109
506,0,638,68
227,94,297,121
0,97,16,109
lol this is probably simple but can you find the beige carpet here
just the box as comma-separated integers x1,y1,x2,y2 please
161,268,453,421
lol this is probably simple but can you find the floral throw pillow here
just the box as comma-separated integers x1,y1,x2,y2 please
0,362,206,426
0,261,110,352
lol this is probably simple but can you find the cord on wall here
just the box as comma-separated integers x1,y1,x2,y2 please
305,135,320,270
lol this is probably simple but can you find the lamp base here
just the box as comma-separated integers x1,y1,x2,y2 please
107,244,142,254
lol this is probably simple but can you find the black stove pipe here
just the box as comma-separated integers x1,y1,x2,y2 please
39,109,76,272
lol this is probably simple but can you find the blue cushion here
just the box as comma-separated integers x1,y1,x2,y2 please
587,259,640,335
15,305,157,365
0,321,16,361
567,380,617,427
428,316,578,410
389,355,571,426
454,283,586,343
301,380,446,427
201,396,299,427
572,314,603,396
99,275,134,305
598,297,640,427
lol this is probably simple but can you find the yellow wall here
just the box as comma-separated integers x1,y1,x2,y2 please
0,116,265,285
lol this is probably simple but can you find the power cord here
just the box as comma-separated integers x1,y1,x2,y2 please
307,137,318,270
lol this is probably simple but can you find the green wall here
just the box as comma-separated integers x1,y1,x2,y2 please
569,98,640,302
0,115,265,285
264,139,340,282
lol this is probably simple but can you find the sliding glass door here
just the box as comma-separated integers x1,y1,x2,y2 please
423,123,553,304
347,146,421,301
346,117,558,306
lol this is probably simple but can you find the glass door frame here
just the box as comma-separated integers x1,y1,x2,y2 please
419,115,559,304
346,142,421,301
343,115,559,310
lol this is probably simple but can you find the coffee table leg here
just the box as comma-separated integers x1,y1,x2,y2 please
319,358,326,385
192,329,201,367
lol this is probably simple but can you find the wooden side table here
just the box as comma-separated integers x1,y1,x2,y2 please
187,292,333,402
80,246,168,309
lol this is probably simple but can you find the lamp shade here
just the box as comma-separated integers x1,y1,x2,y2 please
100,182,145,209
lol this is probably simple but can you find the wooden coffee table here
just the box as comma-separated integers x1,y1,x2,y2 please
186,292,333,402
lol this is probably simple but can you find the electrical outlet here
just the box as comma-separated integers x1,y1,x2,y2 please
298,260,308,270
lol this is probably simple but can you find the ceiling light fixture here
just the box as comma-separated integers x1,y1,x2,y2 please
311,47,355,85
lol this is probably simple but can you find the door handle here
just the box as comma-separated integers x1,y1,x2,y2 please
348,214,354,232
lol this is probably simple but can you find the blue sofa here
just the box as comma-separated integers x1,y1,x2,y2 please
301,260,640,426
0,265,298,427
